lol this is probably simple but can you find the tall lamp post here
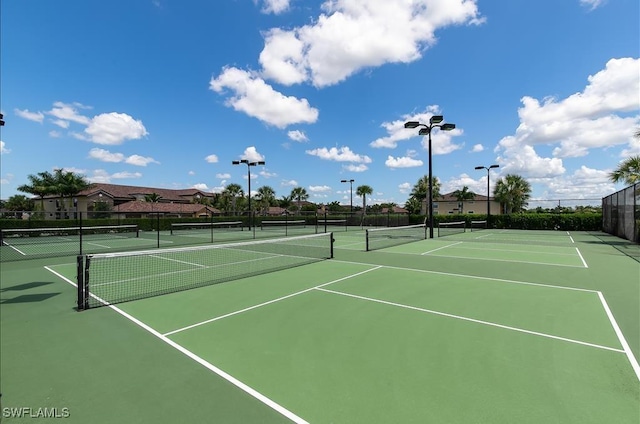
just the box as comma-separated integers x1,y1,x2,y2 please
474,164,499,224
340,179,354,212
232,159,265,229
404,116,456,238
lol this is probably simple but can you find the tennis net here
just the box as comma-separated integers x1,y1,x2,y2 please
366,224,426,251
77,232,334,310
170,221,244,235
470,220,487,231
437,221,466,237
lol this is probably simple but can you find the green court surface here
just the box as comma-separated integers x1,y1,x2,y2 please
1,230,638,423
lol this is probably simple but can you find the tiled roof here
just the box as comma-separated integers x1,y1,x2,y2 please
78,183,213,202
113,201,219,214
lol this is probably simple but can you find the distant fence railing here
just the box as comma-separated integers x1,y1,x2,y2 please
602,183,639,243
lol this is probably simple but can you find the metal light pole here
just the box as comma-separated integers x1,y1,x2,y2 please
404,116,456,238
232,159,265,229
340,179,354,212
474,164,499,223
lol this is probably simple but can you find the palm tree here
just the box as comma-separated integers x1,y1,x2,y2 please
278,194,293,209
52,169,92,217
452,186,475,214
409,175,441,215
493,174,531,214
144,192,163,203
404,197,421,215
223,183,244,215
255,185,276,215
290,187,309,213
356,185,373,215
17,171,56,212
609,155,640,185
4,195,35,211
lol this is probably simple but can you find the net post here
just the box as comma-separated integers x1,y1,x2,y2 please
330,232,334,258
324,211,327,234
365,229,370,251
156,213,160,248
76,255,85,311
79,212,83,256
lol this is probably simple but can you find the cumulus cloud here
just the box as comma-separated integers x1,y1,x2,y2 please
288,130,309,142
371,106,464,155
84,112,148,145
216,173,231,179
257,0,291,14
471,144,484,152
580,0,606,11
343,163,368,172
0,141,10,154
385,155,423,168
86,169,143,184
305,146,371,163
240,146,266,162
15,108,44,123
398,182,411,194
495,57,640,178
259,0,483,88
205,154,219,163
88,148,159,166
210,67,319,128
281,179,298,186
309,185,331,193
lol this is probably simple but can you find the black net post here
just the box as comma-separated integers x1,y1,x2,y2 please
78,212,83,256
76,255,85,311
156,213,161,248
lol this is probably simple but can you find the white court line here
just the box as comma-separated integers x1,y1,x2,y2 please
335,240,366,249
382,251,587,268
576,248,588,268
421,242,463,255
85,242,112,249
333,259,598,293
44,265,311,424
439,244,578,257
598,292,640,381
3,243,26,255
163,266,382,336
316,287,624,353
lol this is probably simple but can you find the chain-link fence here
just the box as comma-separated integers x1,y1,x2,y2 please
602,183,639,243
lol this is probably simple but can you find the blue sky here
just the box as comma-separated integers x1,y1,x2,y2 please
1,0,639,208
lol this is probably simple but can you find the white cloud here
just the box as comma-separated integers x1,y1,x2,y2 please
193,183,209,191
309,185,331,193
288,130,308,142
371,107,463,155
621,136,640,157
259,0,483,88
88,148,159,166
205,154,219,163
398,182,411,194
88,148,124,163
305,146,371,163
385,155,423,168
15,108,44,123
257,0,291,14
49,130,62,138
125,155,159,166
84,112,148,145
216,173,231,179
188,171,195,176
495,57,640,178
48,101,91,126
534,166,615,200
241,146,266,162
281,179,298,187
471,144,484,152
343,163,368,172
86,169,143,184
580,0,606,11
51,119,70,129
259,169,277,178
210,67,319,128
0,141,10,154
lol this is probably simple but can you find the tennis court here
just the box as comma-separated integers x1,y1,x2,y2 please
1,229,638,423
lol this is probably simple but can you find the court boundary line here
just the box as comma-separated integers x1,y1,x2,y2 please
332,259,597,293
576,248,589,268
44,265,311,424
420,242,463,255
315,287,624,353
597,292,640,381
379,250,587,268
163,266,382,336
435,244,579,257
